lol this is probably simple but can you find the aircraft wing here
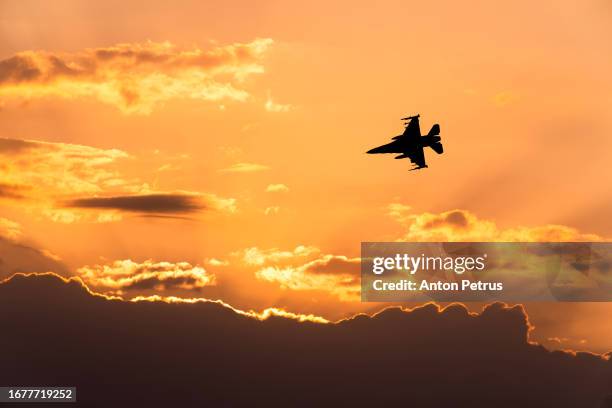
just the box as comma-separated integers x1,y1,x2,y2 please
397,116,421,143
407,147,427,169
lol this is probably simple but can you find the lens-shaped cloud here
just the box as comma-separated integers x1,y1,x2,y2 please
63,192,235,215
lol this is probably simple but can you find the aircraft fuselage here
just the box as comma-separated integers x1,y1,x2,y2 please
366,135,441,154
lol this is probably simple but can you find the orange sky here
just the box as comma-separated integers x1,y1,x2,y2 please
1,0,611,352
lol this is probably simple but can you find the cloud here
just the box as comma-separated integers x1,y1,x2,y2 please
156,163,181,172
77,259,215,293
493,90,519,106
388,205,604,242
0,137,129,199
256,255,361,301
128,292,327,323
2,273,611,407
64,193,203,214
238,245,319,266
0,39,273,114
219,162,270,173
264,91,293,113
0,218,66,280
264,206,280,215
0,182,29,200
240,245,359,300
63,192,235,215
0,224,68,279
205,258,229,267
0,137,235,222
0,218,22,240
265,183,289,193
250,205,607,300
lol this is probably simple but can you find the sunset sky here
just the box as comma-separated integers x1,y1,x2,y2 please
1,0,611,353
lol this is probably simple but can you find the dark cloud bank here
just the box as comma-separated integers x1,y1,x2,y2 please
1,273,611,407
63,193,205,214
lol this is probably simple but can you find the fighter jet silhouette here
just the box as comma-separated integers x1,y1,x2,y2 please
367,115,443,170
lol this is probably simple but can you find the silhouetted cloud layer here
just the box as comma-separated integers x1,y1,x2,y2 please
0,39,273,113
0,273,610,407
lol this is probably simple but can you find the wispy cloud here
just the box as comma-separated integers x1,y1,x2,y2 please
255,254,361,301
77,259,216,294
0,182,30,200
0,137,236,222
0,217,22,240
264,91,293,113
219,162,270,173
0,39,273,114
0,137,129,198
237,245,319,266
235,245,359,300
264,206,280,215
265,183,289,193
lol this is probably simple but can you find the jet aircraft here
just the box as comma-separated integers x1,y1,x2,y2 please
367,115,443,170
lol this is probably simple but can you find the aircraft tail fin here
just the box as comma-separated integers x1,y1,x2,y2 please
427,124,440,136
429,142,443,154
